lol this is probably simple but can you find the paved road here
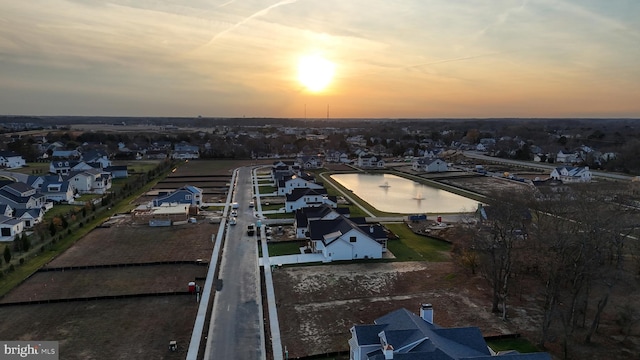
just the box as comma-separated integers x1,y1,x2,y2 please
204,167,264,360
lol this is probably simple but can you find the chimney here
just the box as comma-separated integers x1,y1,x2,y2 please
383,344,394,359
420,303,433,324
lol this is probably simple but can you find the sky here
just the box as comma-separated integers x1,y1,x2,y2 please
1,0,639,118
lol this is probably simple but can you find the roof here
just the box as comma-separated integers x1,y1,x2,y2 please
354,308,551,360
286,187,329,202
0,150,22,158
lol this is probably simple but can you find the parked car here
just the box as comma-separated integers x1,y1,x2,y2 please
231,210,238,217
229,217,237,225
247,223,255,236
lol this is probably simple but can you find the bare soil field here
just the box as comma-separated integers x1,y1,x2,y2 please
0,297,197,360
0,264,206,303
438,175,531,196
272,261,524,358
273,259,640,360
45,222,216,267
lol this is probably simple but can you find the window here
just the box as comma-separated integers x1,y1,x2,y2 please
350,236,356,243
185,195,192,200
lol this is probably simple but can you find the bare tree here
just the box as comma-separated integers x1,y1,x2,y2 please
472,189,533,320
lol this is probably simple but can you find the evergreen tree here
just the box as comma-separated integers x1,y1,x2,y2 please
3,246,11,264
21,233,30,252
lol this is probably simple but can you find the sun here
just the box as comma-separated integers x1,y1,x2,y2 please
297,54,335,92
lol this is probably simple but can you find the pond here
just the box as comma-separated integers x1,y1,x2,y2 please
330,173,478,214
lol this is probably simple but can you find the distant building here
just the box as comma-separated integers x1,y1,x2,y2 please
0,151,26,169
550,166,592,183
411,157,448,173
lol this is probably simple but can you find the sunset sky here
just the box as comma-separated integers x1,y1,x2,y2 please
1,0,639,118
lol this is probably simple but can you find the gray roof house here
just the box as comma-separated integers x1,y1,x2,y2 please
294,204,350,238
14,208,44,228
307,215,386,261
0,182,46,210
411,157,448,173
0,215,25,242
285,188,336,213
349,304,551,360
152,185,203,207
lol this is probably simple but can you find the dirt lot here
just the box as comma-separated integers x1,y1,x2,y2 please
0,297,197,360
273,261,530,358
45,222,216,267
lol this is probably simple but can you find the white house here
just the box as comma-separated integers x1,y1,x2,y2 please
50,160,100,176
358,154,385,168
550,166,592,183
40,177,75,202
307,216,385,261
277,175,324,196
348,304,552,360
67,169,112,194
296,155,323,169
14,208,44,228
285,188,337,213
411,157,448,173
0,215,25,241
0,182,46,210
0,151,26,169
294,205,350,239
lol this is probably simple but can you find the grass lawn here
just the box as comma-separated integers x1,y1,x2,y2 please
259,185,277,194
44,204,84,221
267,241,304,256
261,204,283,211
385,223,451,262
486,337,542,354
8,162,50,175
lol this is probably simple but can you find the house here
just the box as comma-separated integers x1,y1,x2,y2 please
556,150,580,164
285,188,337,213
325,150,350,164
411,157,448,173
152,185,203,207
104,165,129,179
294,205,350,238
49,160,100,176
0,151,26,168
307,215,385,261
296,155,323,169
0,204,13,217
0,182,46,210
358,154,385,168
81,149,111,168
14,208,44,228
40,176,75,202
0,215,25,241
550,166,592,183
349,304,551,360
66,169,112,194
172,142,199,159
277,175,324,196
51,149,81,159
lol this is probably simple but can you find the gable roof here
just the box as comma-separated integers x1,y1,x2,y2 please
285,187,329,202
355,308,550,360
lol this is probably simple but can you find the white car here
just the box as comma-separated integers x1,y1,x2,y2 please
229,217,237,225
231,210,238,217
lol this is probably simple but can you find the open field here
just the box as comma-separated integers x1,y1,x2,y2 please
0,297,196,360
0,264,206,303
272,261,528,358
45,222,216,267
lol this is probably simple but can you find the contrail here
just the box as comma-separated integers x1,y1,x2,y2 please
203,0,299,48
